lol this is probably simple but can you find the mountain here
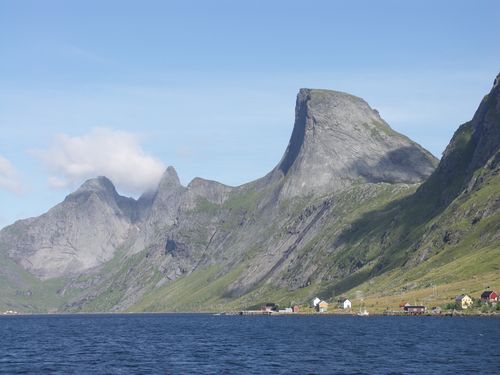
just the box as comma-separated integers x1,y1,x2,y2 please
0,176,138,280
274,89,437,198
0,75,498,313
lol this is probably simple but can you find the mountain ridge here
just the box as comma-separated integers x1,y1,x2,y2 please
0,78,498,313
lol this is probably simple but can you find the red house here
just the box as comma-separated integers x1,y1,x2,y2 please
480,291,498,302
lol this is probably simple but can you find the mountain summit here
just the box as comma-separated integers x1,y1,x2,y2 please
275,89,438,198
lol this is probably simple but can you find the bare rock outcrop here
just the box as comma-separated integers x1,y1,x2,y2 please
275,89,438,198
0,177,135,279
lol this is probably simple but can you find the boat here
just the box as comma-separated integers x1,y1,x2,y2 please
357,306,369,316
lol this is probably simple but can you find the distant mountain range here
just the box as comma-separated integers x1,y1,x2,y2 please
1,73,498,313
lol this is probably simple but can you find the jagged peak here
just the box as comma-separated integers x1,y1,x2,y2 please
143,166,184,211
137,167,180,205
75,176,117,194
64,176,134,210
158,166,181,189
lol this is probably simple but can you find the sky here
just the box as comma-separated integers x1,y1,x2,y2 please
0,0,499,228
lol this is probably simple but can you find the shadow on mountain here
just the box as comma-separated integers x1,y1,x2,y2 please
278,94,308,175
351,145,437,184
318,193,443,298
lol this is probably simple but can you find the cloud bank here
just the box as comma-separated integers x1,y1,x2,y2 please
38,128,165,195
0,155,23,193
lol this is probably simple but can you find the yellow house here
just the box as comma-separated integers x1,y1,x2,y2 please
455,294,473,309
317,300,329,313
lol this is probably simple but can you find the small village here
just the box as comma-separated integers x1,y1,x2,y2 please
2,290,499,317
235,289,500,317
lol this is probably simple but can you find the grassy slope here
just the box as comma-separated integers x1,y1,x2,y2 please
130,264,246,312
126,183,418,312
252,174,498,313
0,253,69,312
347,170,500,312
64,246,165,312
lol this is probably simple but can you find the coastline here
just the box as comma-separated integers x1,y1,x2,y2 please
2,310,499,318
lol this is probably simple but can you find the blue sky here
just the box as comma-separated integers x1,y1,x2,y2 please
0,0,499,227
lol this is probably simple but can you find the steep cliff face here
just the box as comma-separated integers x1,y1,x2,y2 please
275,89,437,198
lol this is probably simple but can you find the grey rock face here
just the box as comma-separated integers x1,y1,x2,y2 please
146,166,185,222
275,89,438,198
126,166,186,255
182,178,233,210
0,177,135,279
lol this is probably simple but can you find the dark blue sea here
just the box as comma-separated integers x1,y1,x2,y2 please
0,314,498,374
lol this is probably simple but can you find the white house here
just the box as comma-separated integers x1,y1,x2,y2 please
338,297,351,309
312,297,321,307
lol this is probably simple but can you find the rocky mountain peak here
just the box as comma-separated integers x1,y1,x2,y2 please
450,71,499,172
187,177,226,189
141,166,185,217
493,73,500,90
0,174,135,279
76,176,116,193
470,71,500,168
63,176,140,223
65,176,120,206
134,166,186,229
275,88,438,198
186,177,232,205
158,166,181,189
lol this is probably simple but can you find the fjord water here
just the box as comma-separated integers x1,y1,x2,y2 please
0,315,498,374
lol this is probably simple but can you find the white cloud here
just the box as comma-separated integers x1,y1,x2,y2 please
0,155,23,193
37,128,165,195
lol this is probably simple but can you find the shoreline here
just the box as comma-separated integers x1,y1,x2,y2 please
1,310,499,318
